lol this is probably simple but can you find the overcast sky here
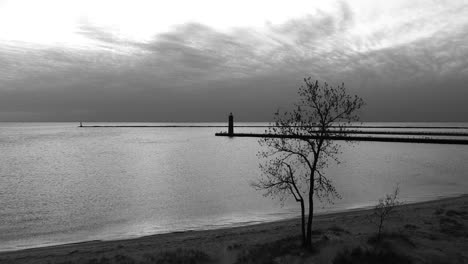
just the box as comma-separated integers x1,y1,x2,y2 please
1,0,467,122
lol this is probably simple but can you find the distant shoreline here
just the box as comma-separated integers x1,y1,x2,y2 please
1,194,466,263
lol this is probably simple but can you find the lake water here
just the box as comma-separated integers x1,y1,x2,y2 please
1,122,468,251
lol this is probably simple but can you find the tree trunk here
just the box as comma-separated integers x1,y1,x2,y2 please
305,173,315,247
300,200,306,246
306,193,314,246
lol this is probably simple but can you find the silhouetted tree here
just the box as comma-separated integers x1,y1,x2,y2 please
253,78,364,247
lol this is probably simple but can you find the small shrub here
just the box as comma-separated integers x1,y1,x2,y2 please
332,246,412,264
371,186,402,241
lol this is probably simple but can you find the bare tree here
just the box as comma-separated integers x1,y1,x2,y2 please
371,185,401,241
253,78,364,247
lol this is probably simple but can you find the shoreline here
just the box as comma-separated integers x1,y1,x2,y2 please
1,193,462,253
1,194,467,263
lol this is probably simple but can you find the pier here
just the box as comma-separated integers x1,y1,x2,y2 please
215,114,468,145
76,119,468,145
215,132,468,145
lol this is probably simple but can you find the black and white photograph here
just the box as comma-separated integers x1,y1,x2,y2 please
1,0,467,263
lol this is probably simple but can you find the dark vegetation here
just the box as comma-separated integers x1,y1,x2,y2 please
367,232,415,248
445,209,468,218
233,235,330,264
404,224,418,230
434,208,467,237
145,249,211,264
327,225,350,235
332,246,412,264
50,249,212,264
234,236,305,264
434,208,445,215
335,228,416,264
439,217,464,236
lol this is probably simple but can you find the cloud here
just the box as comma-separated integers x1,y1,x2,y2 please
1,0,468,121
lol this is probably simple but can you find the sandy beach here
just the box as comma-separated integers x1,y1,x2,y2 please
0,195,467,264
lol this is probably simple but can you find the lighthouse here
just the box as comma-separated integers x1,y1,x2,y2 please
228,113,234,135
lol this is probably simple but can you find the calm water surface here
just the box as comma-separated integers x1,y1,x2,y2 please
1,122,467,251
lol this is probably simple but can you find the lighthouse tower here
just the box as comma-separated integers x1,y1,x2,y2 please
228,113,234,135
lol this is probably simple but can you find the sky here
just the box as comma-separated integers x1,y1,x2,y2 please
0,0,467,122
